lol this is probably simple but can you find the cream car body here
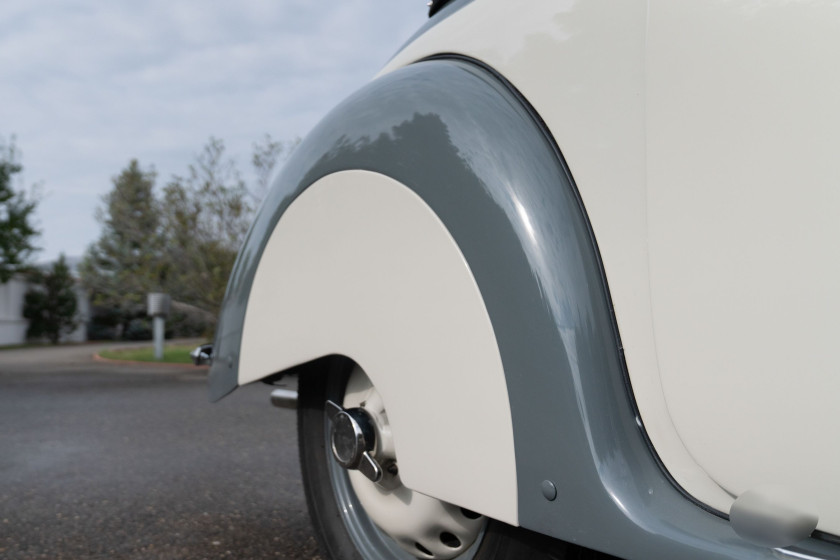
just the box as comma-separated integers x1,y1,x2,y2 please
209,1,840,558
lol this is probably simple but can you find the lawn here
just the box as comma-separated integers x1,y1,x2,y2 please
99,343,201,364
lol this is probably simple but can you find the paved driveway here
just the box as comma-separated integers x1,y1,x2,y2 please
0,343,321,560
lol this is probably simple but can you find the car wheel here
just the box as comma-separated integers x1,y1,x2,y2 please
298,357,610,560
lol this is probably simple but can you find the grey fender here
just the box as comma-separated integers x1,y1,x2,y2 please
208,58,835,560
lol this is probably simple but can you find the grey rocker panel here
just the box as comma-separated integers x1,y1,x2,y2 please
207,60,836,560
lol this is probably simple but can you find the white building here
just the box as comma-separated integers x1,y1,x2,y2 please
0,268,90,346
0,275,29,345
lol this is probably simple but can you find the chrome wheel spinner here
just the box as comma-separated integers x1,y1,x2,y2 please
325,367,484,559
326,400,384,483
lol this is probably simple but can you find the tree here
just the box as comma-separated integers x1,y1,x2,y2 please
23,254,78,344
159,137,256,317
0,137,39,283
79,160,164,328
251,133,299,203
80,135,296,336
159,135,298,317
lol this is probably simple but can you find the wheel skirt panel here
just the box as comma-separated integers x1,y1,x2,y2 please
240,170,518,525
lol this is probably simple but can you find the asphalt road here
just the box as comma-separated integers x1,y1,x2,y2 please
0,343,322,560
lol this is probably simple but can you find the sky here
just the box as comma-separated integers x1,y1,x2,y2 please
1,0,424,263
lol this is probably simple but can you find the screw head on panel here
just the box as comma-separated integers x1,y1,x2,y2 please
541,480,557,501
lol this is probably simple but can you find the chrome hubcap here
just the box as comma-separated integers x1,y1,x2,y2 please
327,401,383,482
327,365,485,559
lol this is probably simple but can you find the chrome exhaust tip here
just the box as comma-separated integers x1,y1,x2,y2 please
190,343,213,366
270,388,298,409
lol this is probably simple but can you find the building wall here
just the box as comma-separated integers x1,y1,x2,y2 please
0,276,30,346
0,275,89,346
64,283,90,343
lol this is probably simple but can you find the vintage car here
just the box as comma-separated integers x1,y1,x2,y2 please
203,1,840,559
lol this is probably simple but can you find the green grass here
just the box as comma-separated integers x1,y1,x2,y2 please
99,344,199,364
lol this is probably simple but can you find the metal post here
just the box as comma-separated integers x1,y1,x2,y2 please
147,293,171,362
153,316,165,361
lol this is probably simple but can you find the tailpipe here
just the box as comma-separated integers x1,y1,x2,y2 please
270,388,298,409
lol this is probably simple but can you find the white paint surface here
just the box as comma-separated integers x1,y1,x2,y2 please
383,0,732,520
646,0,840,532
385,0,840,535
239,170,517,525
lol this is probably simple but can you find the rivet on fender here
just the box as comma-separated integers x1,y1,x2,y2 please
541,480,557,501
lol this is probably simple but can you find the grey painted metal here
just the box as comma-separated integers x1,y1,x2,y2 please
541,480,557,502
208,59,840,559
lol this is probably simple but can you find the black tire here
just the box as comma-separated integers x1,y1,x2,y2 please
298,357,612,560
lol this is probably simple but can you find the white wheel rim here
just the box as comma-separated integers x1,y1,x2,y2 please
341,365,485,559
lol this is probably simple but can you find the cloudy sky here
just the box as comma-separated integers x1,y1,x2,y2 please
1,0,423,263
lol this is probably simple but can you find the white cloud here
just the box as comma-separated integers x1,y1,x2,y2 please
0,0,423,262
